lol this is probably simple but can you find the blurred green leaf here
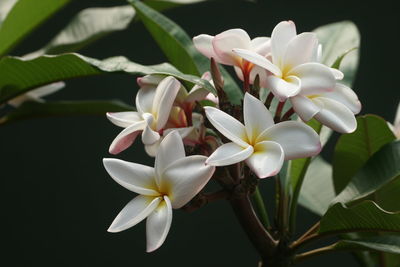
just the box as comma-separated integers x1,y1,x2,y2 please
313,20,360,87
320,201,400,235
0,100,133,125
333,141,400,204
334,235,400,254
0,0,17,24
129,0,241,104
0,53,215,104
333,115,396,194
26,6,136,57
0,0,70,57
298,157,335,216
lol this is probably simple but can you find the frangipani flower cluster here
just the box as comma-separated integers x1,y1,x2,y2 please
104,20,363,253
194,21,361,133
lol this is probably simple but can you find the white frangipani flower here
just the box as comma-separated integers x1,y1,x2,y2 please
103,131,215,252
8,82,65,107
107,76,181,154
205,93,321,178
233,21,337,101
193,29,270,84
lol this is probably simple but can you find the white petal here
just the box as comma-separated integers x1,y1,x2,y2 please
271,21,297,67
146,196,172,252
28,81,65,99
257,121,321,160
289,62,336,95
155,131,185,180
152,76,181,130
109,121,146,154
245,141,284,179
267,75,301,101
186,72,212,103
395,102,400,135
103,158,159,195
136,87,156,114
233,48,281,76
162,156,215,208
322,83,361,114
212,29,251,66
108,195,161,233
284,32,318,67
206,142,253,166
243,93,274,142
313,97,357,133
204,106,249,147
137,74,165,87
250,37,271,55
141,113,160,145
107,112,142,128
193,34,220,61
145,140,161,157
330,68,344,80
290,95,321,121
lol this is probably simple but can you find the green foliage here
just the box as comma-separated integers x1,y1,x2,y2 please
313,20,360,87
27,5,136,57
0,54,215,104
0,0,70,57
320,201,400,235
0,100,133,125
334,236,400,254
334,141,400,204
333,115,396,194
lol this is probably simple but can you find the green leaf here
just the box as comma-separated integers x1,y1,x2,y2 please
27,6,136,57
313,20,360,87
320,201,400,235
0,0,70,57
333,115,396,194
298,157,335,216
333,141,400,204
128,0,242,104
334,235,400,254
0,100,133,125
376,177,400,212
0,53,215,104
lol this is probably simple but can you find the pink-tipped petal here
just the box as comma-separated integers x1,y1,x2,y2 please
245,141,284,179
290,95,321,121
204,106,248,147
109,121,146,154
271,21,297,67
103,158,159,195
206,142,253,167
313,97,357,133
257,121,321,160
193,34,220,61
107,112,142,128
162,156,215,209
212,29,251,66
243,93,274,142
146,196,172,252
108,195,161,233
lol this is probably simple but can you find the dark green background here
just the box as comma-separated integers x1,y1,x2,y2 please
1,0,399,266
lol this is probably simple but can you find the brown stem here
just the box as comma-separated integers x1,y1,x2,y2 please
274,101,286,122
265,92,274,109
281,107,295,121
291,222,320,248
294,243,338,263
242,69,251,93
230,195,277,258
